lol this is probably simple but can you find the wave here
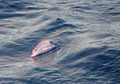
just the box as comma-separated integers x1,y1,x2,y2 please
0,0,120,84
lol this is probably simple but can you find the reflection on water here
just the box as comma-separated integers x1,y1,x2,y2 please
31,53,55,67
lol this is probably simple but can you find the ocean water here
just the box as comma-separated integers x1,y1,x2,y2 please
0,0,120,84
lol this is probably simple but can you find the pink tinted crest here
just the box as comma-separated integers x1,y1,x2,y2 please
31,39,55,58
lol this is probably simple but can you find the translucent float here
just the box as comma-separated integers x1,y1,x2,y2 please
31,39,55,58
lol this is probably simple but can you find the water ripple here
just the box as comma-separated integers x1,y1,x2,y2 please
0,0,120,84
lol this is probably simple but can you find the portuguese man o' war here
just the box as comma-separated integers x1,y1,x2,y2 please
31,39,55,58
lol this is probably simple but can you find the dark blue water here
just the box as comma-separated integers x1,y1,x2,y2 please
0,0,120,84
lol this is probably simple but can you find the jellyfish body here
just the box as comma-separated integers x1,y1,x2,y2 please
31,39,55,58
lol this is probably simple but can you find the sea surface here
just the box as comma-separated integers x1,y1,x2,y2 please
0,0,120,84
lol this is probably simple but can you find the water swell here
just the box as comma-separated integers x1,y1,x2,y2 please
0,77,30,84
0,0,120,84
